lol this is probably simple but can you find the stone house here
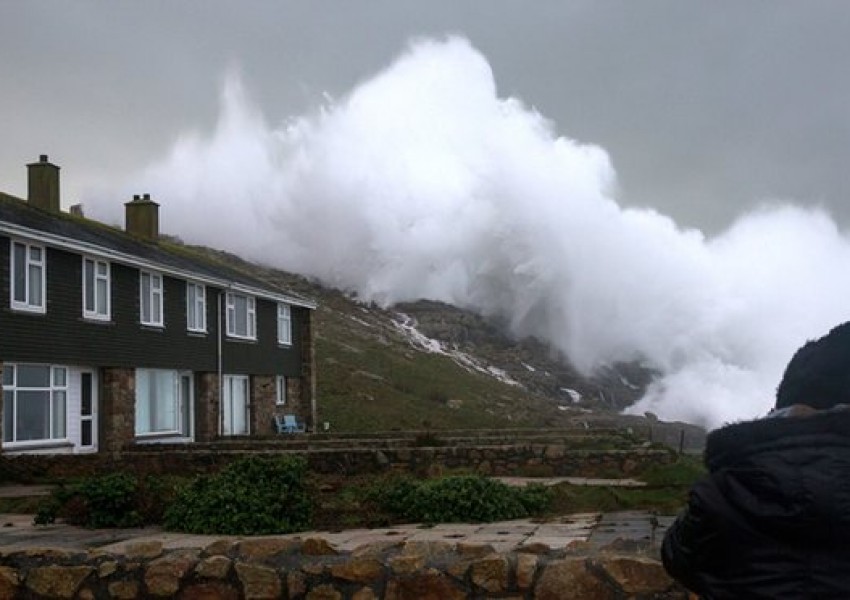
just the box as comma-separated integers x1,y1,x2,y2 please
0,156,316,455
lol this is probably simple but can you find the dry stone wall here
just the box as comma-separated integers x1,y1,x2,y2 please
0,445,673,480
0,537,688,599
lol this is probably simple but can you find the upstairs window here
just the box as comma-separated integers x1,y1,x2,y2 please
2,364,67,444
277,303,292,345
226,292,256,340
140,271,163,327
83,258,110,320
186,282,206,332
10,241,45,313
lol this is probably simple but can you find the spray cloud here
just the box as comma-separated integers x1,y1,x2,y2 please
87,36,850,428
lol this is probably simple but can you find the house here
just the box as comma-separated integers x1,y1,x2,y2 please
0,155,316,455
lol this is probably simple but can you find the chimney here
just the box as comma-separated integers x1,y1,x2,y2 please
124,193,160,241
27,154,60,212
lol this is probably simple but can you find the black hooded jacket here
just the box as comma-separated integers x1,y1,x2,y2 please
662,409,850,599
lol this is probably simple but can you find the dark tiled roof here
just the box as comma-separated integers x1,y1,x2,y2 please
0,192,314,307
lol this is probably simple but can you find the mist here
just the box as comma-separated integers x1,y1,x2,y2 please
87,36,850,429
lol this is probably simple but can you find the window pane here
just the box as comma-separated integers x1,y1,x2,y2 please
52,391,66,438
85,260,95,311
81,374,92,415
16,365,50,387
235,298,247,335
97,262,108,277
53,367,66,387
29,246,41,262
136,369,178,434
2,365,12,386
81,420,92,446
29,264,42,306
152,293,162,324
2,392,13,442
16,390,50,441
96,279,107,314
141,274,151,321
13,244,26,302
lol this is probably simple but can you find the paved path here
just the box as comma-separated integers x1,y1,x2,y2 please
0,511,675,556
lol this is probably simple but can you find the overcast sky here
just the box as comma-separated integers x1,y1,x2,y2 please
2,1,850,234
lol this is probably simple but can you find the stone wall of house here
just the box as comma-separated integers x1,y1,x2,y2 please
99,368,135,457
251,375,277,437
0,361,4,456
194,373,220,443
0,538,687,599
301,308,317,432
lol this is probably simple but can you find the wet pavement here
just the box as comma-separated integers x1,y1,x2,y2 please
0,510,675,556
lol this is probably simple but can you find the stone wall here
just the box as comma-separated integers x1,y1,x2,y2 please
0,444,673,480
0,361,4,455
99,368,135,457
301,307,317,432
195,373,220,442
0,537,687,599
251,375,277,437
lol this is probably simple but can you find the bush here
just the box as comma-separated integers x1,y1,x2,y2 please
372,475,553,524
163,455,311,535
35,473,144,528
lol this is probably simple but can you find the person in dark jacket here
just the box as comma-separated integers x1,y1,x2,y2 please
662,321,850,599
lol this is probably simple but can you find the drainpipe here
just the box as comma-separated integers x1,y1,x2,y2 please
218,289,223,437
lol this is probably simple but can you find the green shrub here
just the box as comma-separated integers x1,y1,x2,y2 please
373,475,553,524
163,455,311,535
34,473,143,528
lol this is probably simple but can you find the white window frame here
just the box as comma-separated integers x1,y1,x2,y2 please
276,375,287,405
2,364,68,447
186,282,207,333
225,292,256,340
277,303,292,346
82,257,111,321
140,271,164,327
10,240,46,313
134,368,193,439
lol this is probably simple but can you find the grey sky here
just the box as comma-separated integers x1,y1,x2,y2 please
2,1,850,234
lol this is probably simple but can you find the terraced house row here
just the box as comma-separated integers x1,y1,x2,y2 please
0,156,316,455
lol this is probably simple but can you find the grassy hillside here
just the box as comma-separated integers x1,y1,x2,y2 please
179,244,700,440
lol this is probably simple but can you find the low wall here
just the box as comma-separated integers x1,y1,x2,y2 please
0,444,674,481
0,537,688,599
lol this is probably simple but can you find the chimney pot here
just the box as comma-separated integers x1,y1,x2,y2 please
40,154,48,163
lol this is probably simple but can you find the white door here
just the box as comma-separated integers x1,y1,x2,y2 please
222,375,249,435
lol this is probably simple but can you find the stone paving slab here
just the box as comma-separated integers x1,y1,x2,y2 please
0,510,674,556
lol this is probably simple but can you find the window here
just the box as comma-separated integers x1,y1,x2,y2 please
83,258,110,320
276,375,287,405
186,282,206,332
277,303,292,345
2,364,67,444
140,271,163,326
135,369,192,437
226,292,256,339
222,375,250,435
10,241,45,313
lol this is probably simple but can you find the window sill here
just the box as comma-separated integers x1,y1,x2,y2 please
225,335,257,344
10,305,46,315
83,316,114,325
140,323,165,331
134,434,194,444
2,439,73,452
